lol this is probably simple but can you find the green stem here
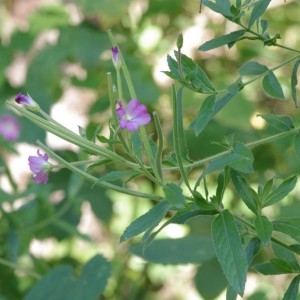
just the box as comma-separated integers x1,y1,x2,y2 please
37,141,163,201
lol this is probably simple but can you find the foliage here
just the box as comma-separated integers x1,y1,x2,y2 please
1,0,300,299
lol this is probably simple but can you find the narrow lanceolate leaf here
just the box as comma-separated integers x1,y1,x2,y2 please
273,217,300,243
258,114,294,132
120,201,170,242
199,30,246,51
230,170,258,214
163,183,186,209
262,71,285,99
283,275,300,300
239,61,268,76
212,210,247,296
190,94,216,136
96,170,141,182
294,132,300,160
254,215,273,245
248,0,272,27
262,175,297,208
291,58,300,108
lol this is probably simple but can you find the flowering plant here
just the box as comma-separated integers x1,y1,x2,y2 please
2,1,300,299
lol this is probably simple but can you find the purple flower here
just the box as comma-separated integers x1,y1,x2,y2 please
116,99,151,131
28,150,53,184
15,93,40,111
111,46,121,69
0,114,21,141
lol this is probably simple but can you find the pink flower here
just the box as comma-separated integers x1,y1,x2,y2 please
28,150,53,184
15,93,40,111
0,114,21,141
116,99,151,131
111,46,121,69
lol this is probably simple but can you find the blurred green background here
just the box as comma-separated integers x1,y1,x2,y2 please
0,0,300,299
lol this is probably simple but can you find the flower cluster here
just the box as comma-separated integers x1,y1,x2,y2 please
0,114,21,141
116,99,151,131
28,150,53,184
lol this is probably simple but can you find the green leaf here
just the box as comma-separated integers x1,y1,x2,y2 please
272,243,300,270
199,30,246,51
262,175,297,207
254,262,283,275
273,217,300,243
229,142,254,174
262,70,285,99
239,61,268,76
24,255,111,300
294,131,300,160
190,94,216,136
203,0,232,17
269,258,295,273
195,258,228,299
215,168,230,205
163,183,186,209
291,58,300,108
245,237,261,265
254,215,273,245
230,171,258,214
120,201,170,242
248,0,271,27
283,275,300,300
258,114,294,132
130,235,216,264
96,170,141,182
212,210,247,296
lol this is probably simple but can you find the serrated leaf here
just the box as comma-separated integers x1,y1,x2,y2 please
230,170,258,214
120,201,170,242
291,58,300,108
262,70,285,99
199,30,246,51
163,183,186,209
248,0,271,27
130,235,215,264
283,275,300,300
294,132,300,160
239,61,268,76
254,215,273,245
190,94,216,136
273,217,300,243
212,210,247,296
258,114,294,132
262,175,297,207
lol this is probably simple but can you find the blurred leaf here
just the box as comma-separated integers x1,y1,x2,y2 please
120,201,170,242
239,61,268,76
96,170,141,182
254,261,288,275
230,170,259,214
195,258,228,299
260,19,269,34
294,131,300,160
212,210,247,296
190,94,216,136
272,243,299,270
245,237,261,265
130,235,215,264
262,175,297,207
269,258,296,273
283,275,300,300
291,58,300,107
24,255,111,300
29,5,69,34
258,114,294,132
262,70,285,99
254,215,273,245
273,217,300,243
248,0,271,28
163,183,185,209
199,30,246,51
